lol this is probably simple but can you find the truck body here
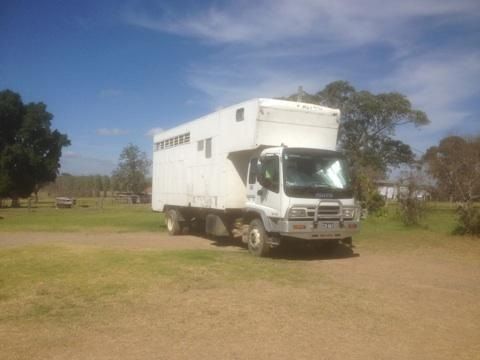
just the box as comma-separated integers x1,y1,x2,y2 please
152,98,360,256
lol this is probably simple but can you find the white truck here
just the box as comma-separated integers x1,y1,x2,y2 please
152,98,360,256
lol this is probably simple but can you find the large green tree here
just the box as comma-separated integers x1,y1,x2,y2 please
286,81,430,200
112,144,151,193
0,89,70,206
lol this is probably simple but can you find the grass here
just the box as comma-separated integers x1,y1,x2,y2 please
0,245,309,324
0,199,475,325
354,203,480,261
1,201,479,359
0,198,164,232
0,197,475,255
0,196,465,235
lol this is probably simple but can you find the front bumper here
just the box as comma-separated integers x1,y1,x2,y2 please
271,219,360,240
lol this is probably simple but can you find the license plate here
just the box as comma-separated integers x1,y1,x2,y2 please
321,223,335,229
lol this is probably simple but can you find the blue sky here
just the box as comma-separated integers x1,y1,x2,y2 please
1,0,479,175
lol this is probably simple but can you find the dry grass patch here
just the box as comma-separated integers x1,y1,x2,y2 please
0,244,311,325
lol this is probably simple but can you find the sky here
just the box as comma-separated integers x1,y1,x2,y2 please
1,0,479,175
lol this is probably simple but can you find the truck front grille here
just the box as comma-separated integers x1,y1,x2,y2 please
307,206,340,217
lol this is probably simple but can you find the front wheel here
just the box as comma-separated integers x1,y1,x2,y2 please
165,209,182,235
248,219,271,257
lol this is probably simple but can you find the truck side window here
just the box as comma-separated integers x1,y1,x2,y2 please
260,156,279,193
205,138,212,158
248,158,257,184
197,140,204,151
236,108,244,122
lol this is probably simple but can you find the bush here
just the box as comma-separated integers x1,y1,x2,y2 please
454,203,480,236
397,196,426,226
366,192,386,214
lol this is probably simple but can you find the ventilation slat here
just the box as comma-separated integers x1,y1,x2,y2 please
154,132,190,151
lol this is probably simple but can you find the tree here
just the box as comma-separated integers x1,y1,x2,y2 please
424,135,480,236
423,135,480,202
112,144,151,193
0,89,70,206
285,81,430,201
396,168,428,226
102,175,111,197
44,174,114,198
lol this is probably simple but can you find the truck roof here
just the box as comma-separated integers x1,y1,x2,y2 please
257,98,339,115
154,98,339,142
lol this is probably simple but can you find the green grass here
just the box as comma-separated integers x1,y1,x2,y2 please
355,203,479,258
0,198,164,232
0,245,309,323
0,197,472,246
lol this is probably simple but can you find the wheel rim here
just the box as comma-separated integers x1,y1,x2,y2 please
166,216,173,232
249,228,261,249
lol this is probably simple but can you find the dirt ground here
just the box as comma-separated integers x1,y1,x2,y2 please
1,232,479,360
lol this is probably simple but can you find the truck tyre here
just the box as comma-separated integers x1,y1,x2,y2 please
165,209,182,235
248,219,270,257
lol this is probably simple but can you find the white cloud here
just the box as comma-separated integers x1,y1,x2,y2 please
96,128,129,136
124,0,480,110
186,64,335,108
145,127,164,137
124,0,480,154
379,51,480,133
125,0,479,47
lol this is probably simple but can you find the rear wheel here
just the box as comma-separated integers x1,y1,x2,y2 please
165,209,182,235
248,219,270,257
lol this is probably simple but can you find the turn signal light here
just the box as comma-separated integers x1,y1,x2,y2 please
293,224,306,230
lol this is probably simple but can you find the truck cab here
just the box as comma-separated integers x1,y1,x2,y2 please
244,146,360,256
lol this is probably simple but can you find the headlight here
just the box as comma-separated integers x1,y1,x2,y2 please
342,207,355,218
289,208,307,218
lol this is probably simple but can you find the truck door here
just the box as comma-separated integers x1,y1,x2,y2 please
246,155,282,218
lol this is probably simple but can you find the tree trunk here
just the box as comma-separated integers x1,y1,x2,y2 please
32,184,42,203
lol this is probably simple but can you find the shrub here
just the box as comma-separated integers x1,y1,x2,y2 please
366,192,386,214
397,196,426,226
454,203,480,236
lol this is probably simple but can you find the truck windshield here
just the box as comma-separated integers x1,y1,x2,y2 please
283,149,352,198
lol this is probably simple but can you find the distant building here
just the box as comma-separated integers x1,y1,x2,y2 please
375,180,430,201
376,180,401,200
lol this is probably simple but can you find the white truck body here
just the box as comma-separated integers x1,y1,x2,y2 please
153,99,339,211
152,98,360,255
